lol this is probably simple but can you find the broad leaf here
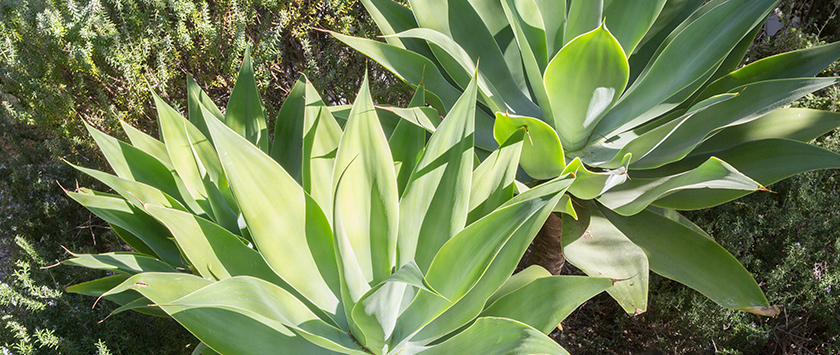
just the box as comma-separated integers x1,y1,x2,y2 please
545,23,629,151
562,202,649,314
601,206,779,316
415,317,569,355
494,112,564,180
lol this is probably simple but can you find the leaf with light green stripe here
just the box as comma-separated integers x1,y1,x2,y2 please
270,75,307,183
415,317,569,355
598,157,761,216
225,48,269,152
604,0,667,56
388,28,506,114
534,0,566,59
494,112,564,180
398,75,476,272
601,206,779,316
631,78,840,169
359,0,439,62
332,32,461,114
562,202,649,314
153,91,238,231
163,277,361,354
204,109,344,325
68,163,187,212
545,22,629,151
481,275,612,333
66,275,166,317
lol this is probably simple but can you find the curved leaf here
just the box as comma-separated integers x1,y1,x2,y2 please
596,0,777,138
481,275,612,333
415,317,569,355
545,22,629,151
494,112,564,180
562,202,649,314
204,108,344,325
598,157,761,216
398,76,476,272
63,252,177,274
270,75,307,182
603,0,667,56
601,206,779,316
468,129,525,224
564,0,602,45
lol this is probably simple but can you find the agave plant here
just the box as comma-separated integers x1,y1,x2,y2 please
336,0,840,316
62,51,614,354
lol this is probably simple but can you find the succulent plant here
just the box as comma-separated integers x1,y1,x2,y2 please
63,51,613,354
337,0,840,316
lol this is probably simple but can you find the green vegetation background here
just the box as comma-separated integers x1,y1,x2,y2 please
0,0,837,354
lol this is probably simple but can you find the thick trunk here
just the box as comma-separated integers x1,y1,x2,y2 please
519,212,565,275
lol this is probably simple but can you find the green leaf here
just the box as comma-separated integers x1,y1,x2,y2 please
166,277,360,354
398,75,476,272
603,0,667,56
501,0,554,121
598,157,761,216
628,0,705,83
565,154,631,200
105,274,358,354
225,47,269,151
481,275,612,333
484,265,551,307
359,0,439,62
468,129,524,224
695,40,840,103
398,176,571,346
630,78,840,169
270,75,307,183
84,122,203,215
596,0,777,138
63,252,177,274
153,92,238,232
693,108,840,155
415,317,569,355
601,206,779,316
388,28,507,114
494,112,565,179
534,0,566,59
565,0,602,43
407,0,537,117
119,119,171,166
647,139,840,210
580,93,739,169
545,22,629,151
64,190,183,266
331,32,462,112
562,202,649,314
66,274,165,317
333,75,399,288
390,85,429,195
204,109,344,325
351,262,439,354
69,163,187,215
302,79,343,218
187,76,224,145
